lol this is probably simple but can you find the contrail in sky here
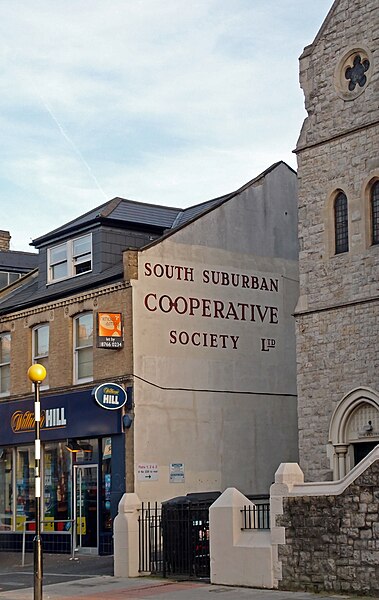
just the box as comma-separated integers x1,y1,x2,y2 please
5,42,109,201
37,93,108,200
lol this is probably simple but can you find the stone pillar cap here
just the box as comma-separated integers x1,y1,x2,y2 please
274,462,304,485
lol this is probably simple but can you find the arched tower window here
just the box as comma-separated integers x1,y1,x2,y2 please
334,192,349,254
371,181,379,245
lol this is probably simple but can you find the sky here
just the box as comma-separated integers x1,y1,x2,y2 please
1,0,333,252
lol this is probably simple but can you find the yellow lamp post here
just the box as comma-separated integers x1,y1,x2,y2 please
27,364,47,600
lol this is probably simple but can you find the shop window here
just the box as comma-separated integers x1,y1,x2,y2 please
0,448,13,530
70,438,98,463
32,324,49,388
102,438,112,532
0,332,10,397
334,192,349,254
48,233,92,283
371,181,379,245
44,442,72,532
16,446,35,531
74,313,93,383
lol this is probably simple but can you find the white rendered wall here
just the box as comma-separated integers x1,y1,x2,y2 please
131,165,299,501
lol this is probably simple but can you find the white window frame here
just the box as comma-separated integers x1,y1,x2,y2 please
73,312,93,384
0,332,11,397
48,233,92,283
0,271,21,289
32,324,49,389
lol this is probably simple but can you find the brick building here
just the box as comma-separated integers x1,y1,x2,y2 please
0,199,167,553
0,162,299,554
295,0,379,482
0,230,38,291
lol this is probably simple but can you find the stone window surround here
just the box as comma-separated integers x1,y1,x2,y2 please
324,186,350,258
334,45,373,101
371,182,379,244
324,173,379,258
362,172,379,249
328,386,379,480
334,191,349,254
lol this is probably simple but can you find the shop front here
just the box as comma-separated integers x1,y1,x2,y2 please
0,388,127,555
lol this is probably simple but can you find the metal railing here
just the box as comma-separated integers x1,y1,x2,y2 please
241,503,270,530
21,519,77,566
138,502,163,574
138,501,212,579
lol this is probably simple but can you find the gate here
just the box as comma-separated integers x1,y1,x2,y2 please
138,493,220,579
138,502,163,574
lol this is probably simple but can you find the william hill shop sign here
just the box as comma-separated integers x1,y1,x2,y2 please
11,407,67,432
0,389,123,446
93,383,127,410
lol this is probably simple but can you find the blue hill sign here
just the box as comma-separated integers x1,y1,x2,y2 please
93,383,127,410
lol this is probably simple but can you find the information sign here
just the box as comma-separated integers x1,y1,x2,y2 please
137,463,159,481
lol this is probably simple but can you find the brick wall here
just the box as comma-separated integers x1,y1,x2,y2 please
0,284,133,396
0,231,10,251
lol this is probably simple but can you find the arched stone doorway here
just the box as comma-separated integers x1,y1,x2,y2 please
328,387,379,480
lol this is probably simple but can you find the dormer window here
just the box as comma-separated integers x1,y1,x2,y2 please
48,233,92,283
0,271,22,289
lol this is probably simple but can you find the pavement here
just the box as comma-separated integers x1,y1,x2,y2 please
0,552,374,600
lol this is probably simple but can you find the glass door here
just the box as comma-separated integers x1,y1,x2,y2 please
73,465,98,553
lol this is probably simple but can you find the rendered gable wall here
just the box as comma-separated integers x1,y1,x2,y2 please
130,164,299,500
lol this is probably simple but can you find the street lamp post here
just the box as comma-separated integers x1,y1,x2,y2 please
27,364,47,600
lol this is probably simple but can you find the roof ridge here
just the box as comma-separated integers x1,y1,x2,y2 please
32,198,112,245
0,250,37,256
143,160,296,249
110,196,182,212
100,197,123,218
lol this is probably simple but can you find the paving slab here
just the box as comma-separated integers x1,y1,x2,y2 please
0,554,371,600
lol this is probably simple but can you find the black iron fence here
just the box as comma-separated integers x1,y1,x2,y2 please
162,501,210,578
241,503,270,530
138,497,215,579
138,502,163,574
138,496,271,579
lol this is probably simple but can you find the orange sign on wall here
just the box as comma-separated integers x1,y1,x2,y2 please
97,312,123,349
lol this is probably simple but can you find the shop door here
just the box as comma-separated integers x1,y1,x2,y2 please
74,465,98,554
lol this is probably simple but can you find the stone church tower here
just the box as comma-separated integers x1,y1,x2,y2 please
295,0,379,482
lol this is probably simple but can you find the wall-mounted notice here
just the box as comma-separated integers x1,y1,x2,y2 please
169,462,185,483
137,463,159,481
97,312,123,349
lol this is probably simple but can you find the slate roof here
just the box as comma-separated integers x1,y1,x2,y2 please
172,194,231,229
0,161,295,315
0,261,124,315
32,198,182,247
110,199,180,229
145,161,295,247
32,161,294,248
0,250,38,271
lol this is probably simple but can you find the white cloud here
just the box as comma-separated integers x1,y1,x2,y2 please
0,0,332,251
